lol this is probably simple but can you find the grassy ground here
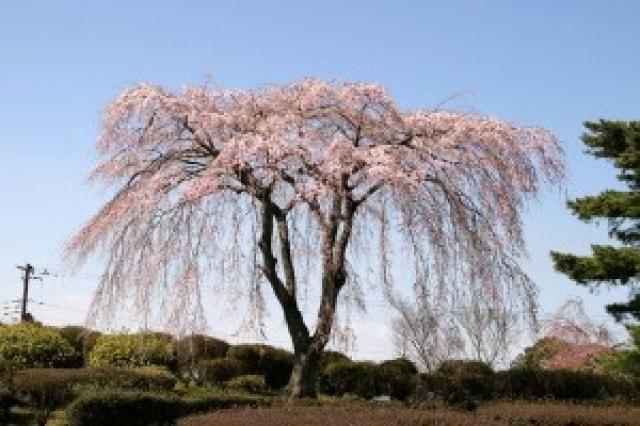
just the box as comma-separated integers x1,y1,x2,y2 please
179,401,640,426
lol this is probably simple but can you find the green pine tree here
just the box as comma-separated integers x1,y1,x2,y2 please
551,120,640,321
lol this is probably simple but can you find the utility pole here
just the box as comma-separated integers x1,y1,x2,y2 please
17,263,38,322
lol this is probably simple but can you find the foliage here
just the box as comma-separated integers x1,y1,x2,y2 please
225,374,267,394
375,359,417,400
0,323,79,368
66,390,180,426
544,343,614,372
512,337,571,369
12,367,177,410
493,368,639,401
319,360,378,399
197,358,246,385
178,388,269,414
415,367,640,403
379,358,417,375
66,389,270,426
0,361,15,423
437,360,493,377
598,325,640,378
176,334,229,371
57,326,101,366
320,350,351,369
551,120,640,321
88,333,177,370
226,344,293,389
67,77,564,399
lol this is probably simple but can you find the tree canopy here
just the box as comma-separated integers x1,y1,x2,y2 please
551,120,640,321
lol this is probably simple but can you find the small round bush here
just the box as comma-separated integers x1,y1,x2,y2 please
88,333,176,370
0,323,79,368
376,359,417,400
320,350,351,369
226,344,293,389
58,326,101,366
379,358,418,375
66,390,180,426
177,334,229,370
197,358,246,384
226,344,263,372
320,360,378,399
225,374,267,394
258,347,293,390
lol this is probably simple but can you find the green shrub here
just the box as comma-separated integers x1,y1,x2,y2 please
226,344,263,372
320,360,378,399
65,389,270,426
376,359,417,400
0,360,15,390
436,359,493,377
225,374,267,394
599,326,640,378
88,333,177,370
512,337,571,369
599,350,640,378
380,358,418,375
226,344,293,389
66,390,180,426
493,368,639,401
197,358,246,384
13,367,177,410
416,371,494,403
177,334,229,371
259,347,293,389
58,326,101,366
320,350,351,369
0,323,80,368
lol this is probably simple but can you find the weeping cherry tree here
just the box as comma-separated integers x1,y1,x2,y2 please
67,78,564,398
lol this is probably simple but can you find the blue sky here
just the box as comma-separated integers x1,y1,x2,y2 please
1,1,639,359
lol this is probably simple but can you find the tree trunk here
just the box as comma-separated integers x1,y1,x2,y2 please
288,347,321,399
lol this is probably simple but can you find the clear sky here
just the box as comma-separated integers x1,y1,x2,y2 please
1,1,639,360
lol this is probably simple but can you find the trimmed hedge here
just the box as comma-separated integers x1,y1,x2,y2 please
436,360,493,377
319,358,416,400
320,350,351,369
197,358,246,384
0,323,80,368
494,368,639,401
320,360,378,399
226,344,293,389
414,367,640,403
66,391,180,426
225,374,267,394
177,334,229,370
65,389,270,426
88,333,177,371
13,366,177,410
376,359,417,400
58,326,101,366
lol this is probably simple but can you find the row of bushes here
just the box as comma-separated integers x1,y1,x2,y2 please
4,366,176,411
320,358,417,400
415,365,640,404
65,389,269,426
198,344,294,389
318,358,640,403
0,323,271,371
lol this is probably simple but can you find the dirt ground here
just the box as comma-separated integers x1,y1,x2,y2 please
179,401,640,425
